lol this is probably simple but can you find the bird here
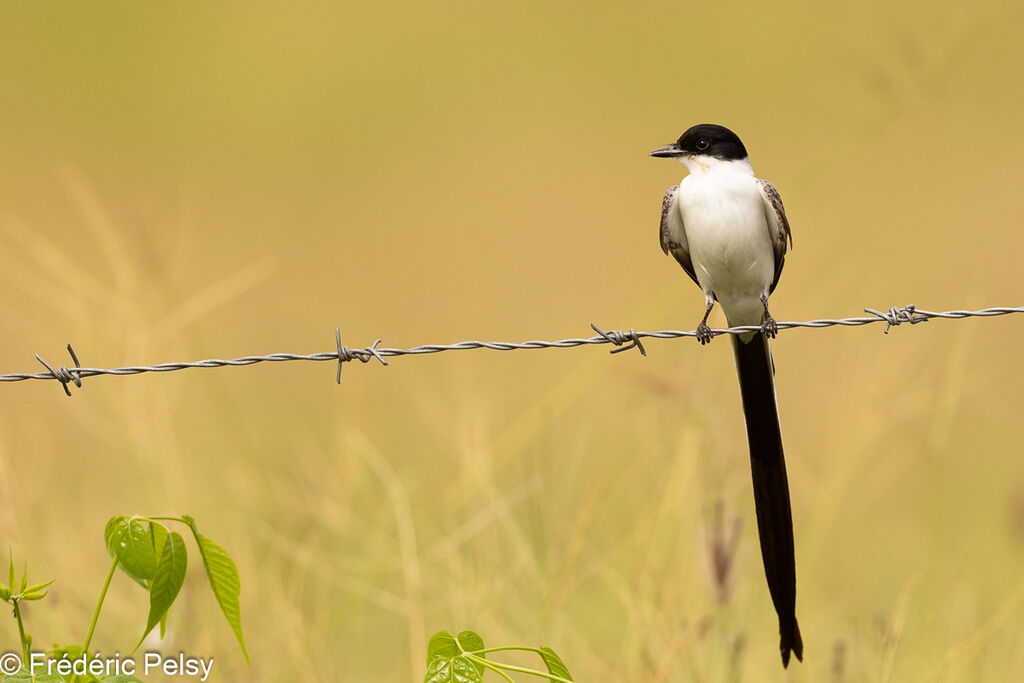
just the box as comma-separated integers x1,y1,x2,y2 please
651,123,802,667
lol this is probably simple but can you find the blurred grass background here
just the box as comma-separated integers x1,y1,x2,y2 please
2,1,1024,681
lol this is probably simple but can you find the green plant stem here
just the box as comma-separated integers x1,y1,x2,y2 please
13,599,29,662
473,646,544,655
464,653,573,683
474,658,516,683
82,556,118,652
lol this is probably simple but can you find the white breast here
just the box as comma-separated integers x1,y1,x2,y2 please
677,158,775,327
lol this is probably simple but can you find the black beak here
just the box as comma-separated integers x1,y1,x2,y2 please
650,143,685,158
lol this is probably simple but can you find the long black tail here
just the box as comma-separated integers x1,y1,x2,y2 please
732,332,803,667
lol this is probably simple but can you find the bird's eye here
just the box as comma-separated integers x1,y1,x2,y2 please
696,139,709,151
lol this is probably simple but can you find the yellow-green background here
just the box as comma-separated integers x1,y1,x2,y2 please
2,2,1023,681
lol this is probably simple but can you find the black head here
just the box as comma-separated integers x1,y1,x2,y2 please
650,124,748,161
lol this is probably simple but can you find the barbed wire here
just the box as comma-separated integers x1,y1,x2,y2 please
2,304,1022,397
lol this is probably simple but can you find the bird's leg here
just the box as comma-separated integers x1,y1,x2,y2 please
696,297,715,345
760,294,778,338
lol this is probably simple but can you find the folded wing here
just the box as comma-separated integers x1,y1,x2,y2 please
659,185,699,288
756,179,792,295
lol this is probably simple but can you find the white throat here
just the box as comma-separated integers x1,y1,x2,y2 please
679,154,754,177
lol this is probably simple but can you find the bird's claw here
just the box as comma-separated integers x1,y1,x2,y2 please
696,322,714,345
761,317,778,339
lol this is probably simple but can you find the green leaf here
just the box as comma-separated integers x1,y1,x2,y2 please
456,631,484,676
427,631,459,662
424,656,481,683
456,631,484,653
3,670,63,683
46,644,81,658
104,516,127,549
194,532,248,664
426,630,484,662
24,580,54,594
22,590,48,600
424,631,485,683
19,563,26,592
137,531,187,649
0,585,9,601
7,550,14,592
105,518,169,589
46,643,85,660
39,645,98,682
539,647,574,681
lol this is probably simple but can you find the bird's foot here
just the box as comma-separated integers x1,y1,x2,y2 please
761,316,778,339
696,322,714,345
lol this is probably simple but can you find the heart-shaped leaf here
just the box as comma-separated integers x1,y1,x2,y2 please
424,655,481,683
425,630,485,683
105,517,169,589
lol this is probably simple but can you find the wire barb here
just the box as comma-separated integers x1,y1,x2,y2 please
34,344,83,396
3,304,1022,393
590,324,647,356
336,327,389,383
863,305,928,334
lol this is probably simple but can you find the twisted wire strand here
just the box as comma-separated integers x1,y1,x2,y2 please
3,305,1022,395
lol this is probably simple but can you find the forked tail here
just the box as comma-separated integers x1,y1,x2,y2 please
732,331,803,666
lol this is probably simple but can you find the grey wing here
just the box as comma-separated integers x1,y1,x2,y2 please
757,178,793,294
660,185,699,288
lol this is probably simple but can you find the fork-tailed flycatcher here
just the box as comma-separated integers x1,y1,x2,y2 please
651,124,802,667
